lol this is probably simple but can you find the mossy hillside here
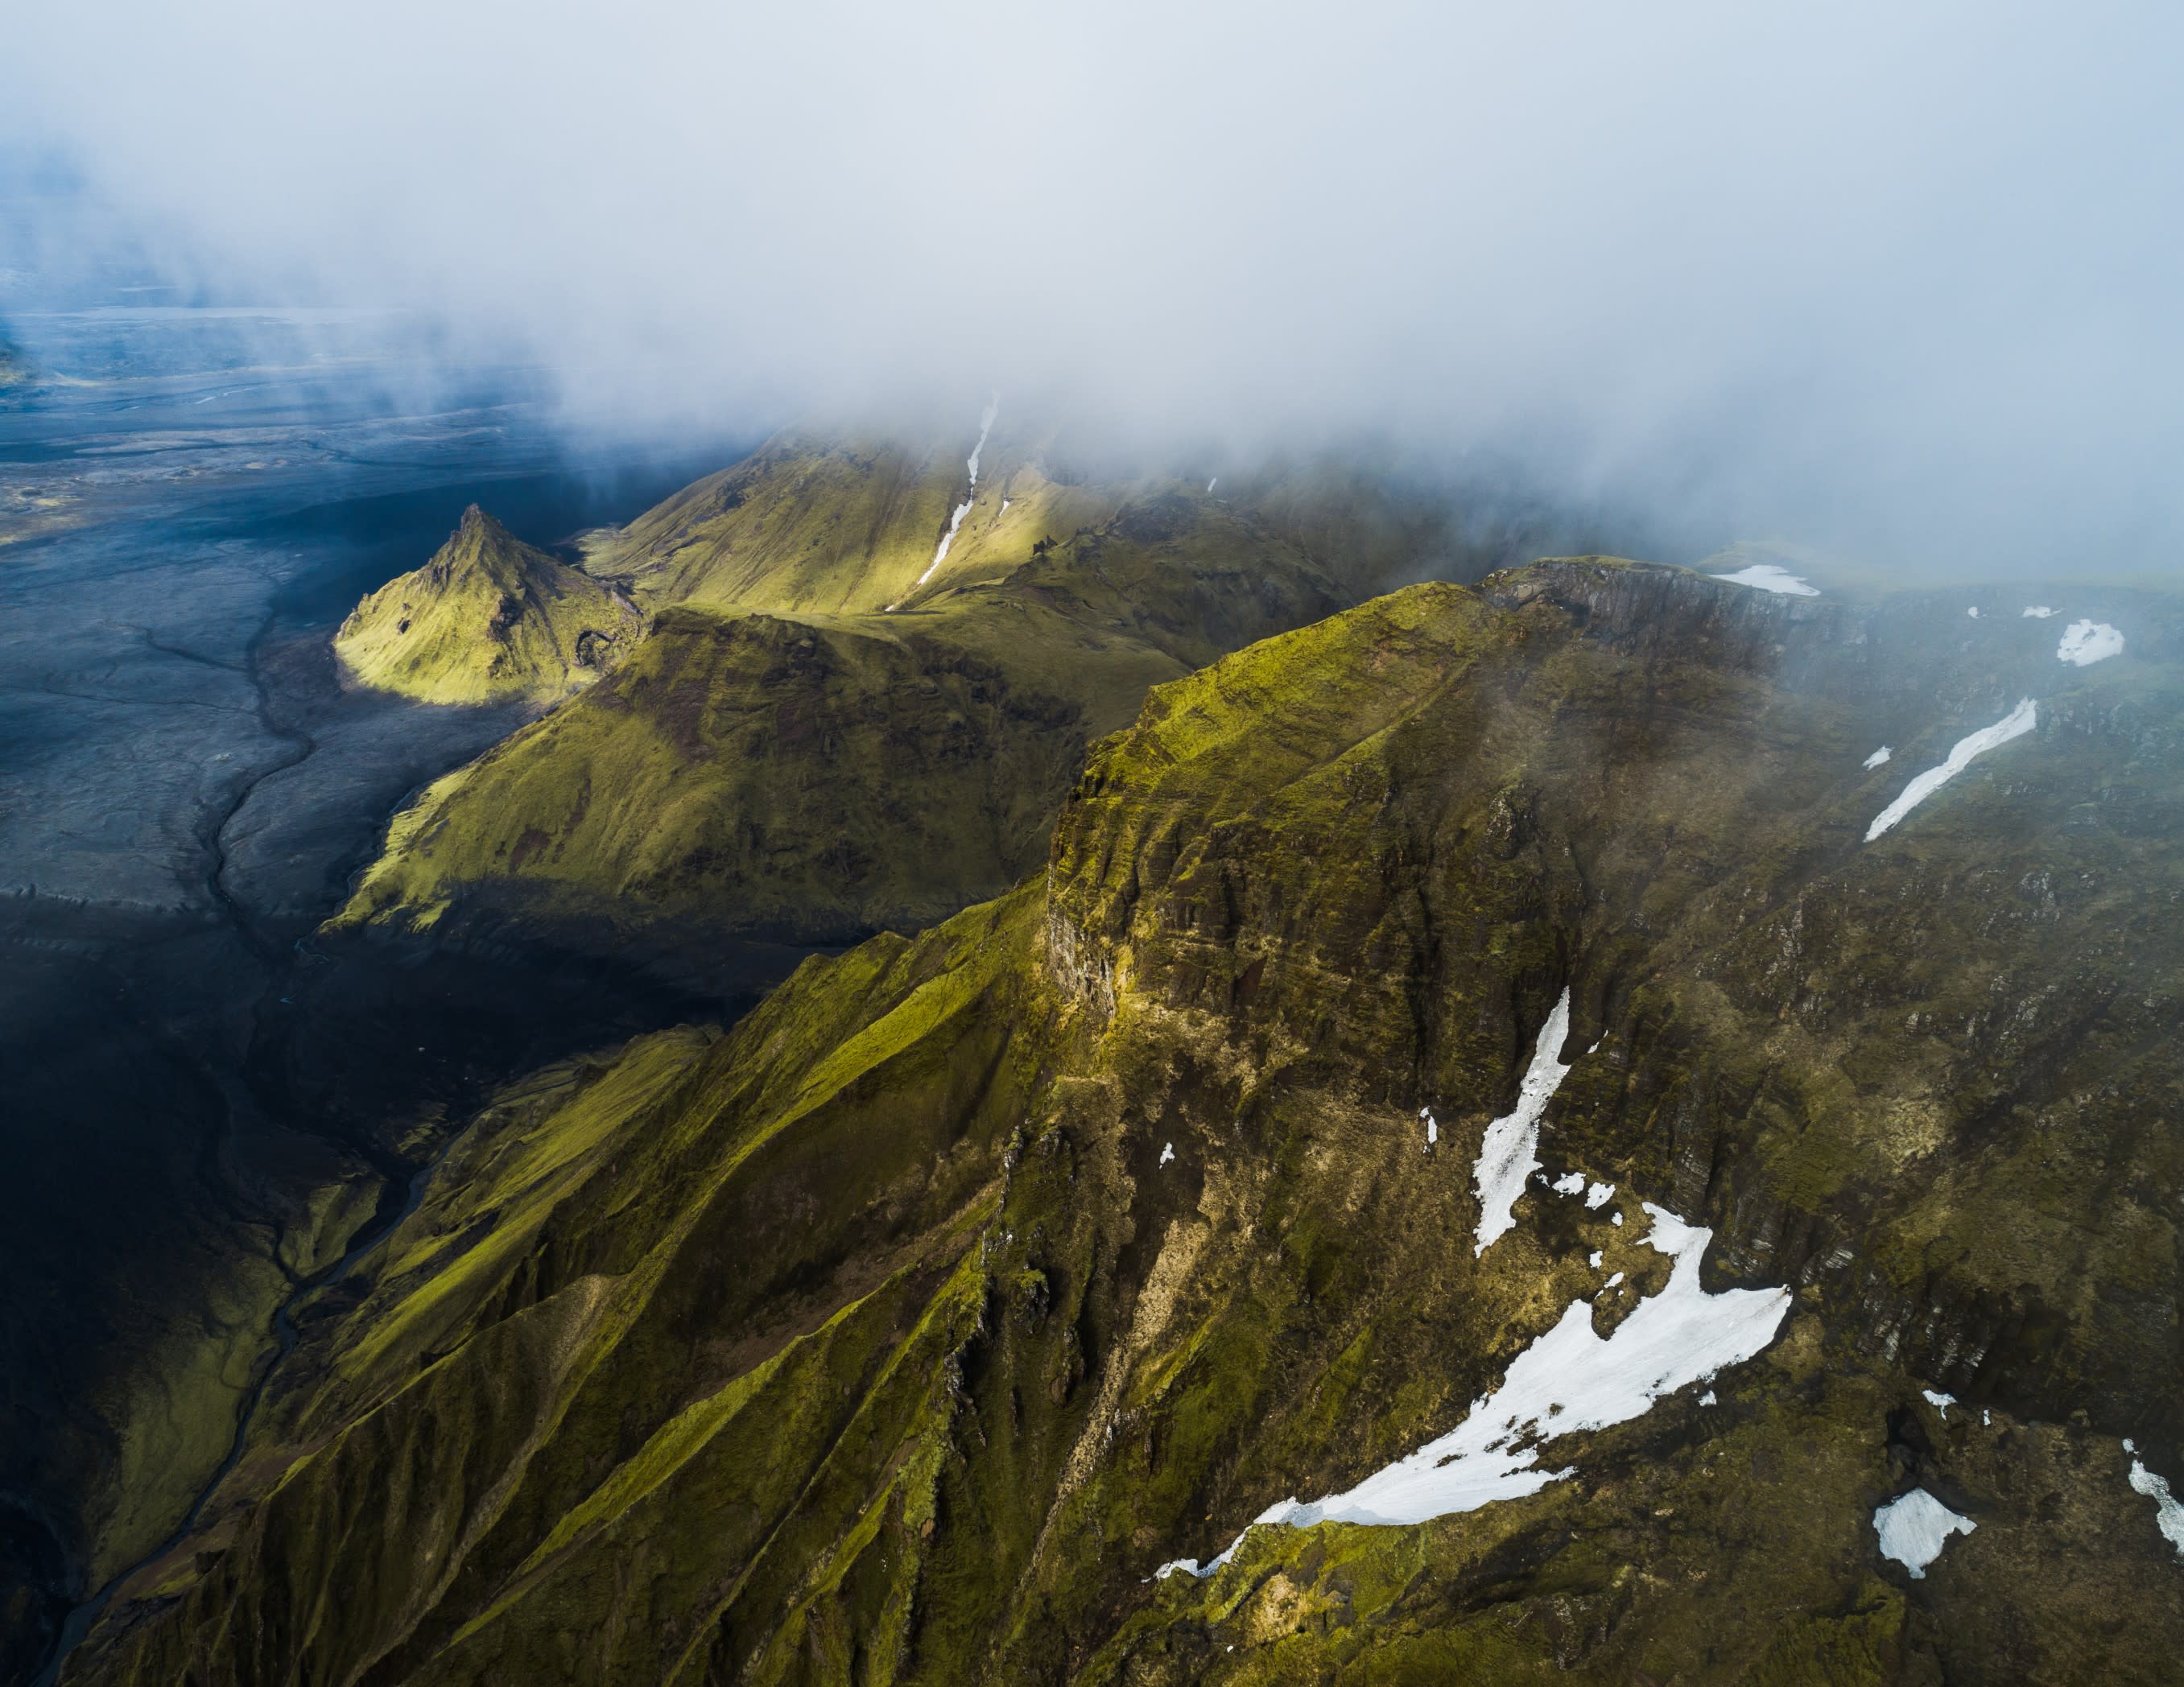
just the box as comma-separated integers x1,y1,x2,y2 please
328,487,1378,960
72,563,2184,1684
335,504,640,704
585,427,1131,616
68,888,1052,1686
328,601,1181,952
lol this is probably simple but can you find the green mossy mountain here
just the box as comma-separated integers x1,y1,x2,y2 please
331,446,1434,960
584,427,1125,616
335,504,640,704
68,562,2184,1685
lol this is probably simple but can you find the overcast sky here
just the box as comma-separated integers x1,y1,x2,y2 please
6,1,2182,570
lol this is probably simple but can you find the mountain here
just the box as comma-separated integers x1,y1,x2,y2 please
334,505,640,704
582,426,1122,616
63,560,2184,1685
325,441,1467,971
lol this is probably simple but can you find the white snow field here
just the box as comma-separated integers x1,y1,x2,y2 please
2057,620,2124,666
1873,1488,1976,1578
1157,1204,1790,1579
1711,563,1819,596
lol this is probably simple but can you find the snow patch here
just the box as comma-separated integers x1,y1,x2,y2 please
1207,476,1218,494
1604,1272,1624,1289
1967,606,1981,619
1587,1251,1603,1268
1864,699,2037,842
887,396,1000,610
1155,1203,1790,1579
1612,1212,1624,1227
1472,989,1575,1256
1551,1172,1586,1196
1699,1389,1716,1405
2022,605,2057,618
1922,1389,1955,1419
1422,1109,1439,1150
1585,1181,1615,1210
2126,1450,2184,1560
1158,1141,1175,1167
1711,563,1819,597
1000,497,1011,514
1863,746,1892,769
1873,1488,1975,1578
2058,619,2124,666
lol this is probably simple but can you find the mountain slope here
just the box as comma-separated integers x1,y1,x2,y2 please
68,562,2184,1685
583,426,1128,617
328,485,1399,963
335,505,639,704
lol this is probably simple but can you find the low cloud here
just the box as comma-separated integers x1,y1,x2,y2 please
6,0,2181,571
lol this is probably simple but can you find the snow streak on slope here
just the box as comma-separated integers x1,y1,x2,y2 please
1472,989,1574,1256
1711,563,1819,596
1156,1203,1790,1579
886,395,999,610
1873,1488,1976,1577
1864,745,1893,769
1864,699,2037,842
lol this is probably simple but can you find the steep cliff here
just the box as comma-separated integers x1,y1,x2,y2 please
67,562,2184,1685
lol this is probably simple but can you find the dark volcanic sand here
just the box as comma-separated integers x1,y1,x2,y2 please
0,312,793,1684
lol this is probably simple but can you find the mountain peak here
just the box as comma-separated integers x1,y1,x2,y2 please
334,507,639,705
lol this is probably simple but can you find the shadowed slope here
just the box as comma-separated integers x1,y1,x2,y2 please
71,563,2184,1685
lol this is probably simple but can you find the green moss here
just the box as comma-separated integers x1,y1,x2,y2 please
336,504,639,704
69,559,2184,1686
324,437,1422,959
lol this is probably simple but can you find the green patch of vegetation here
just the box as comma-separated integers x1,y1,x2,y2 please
335,503,639,704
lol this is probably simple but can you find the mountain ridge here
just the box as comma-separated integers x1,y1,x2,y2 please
62,559,2184,1685
322,445,1459,975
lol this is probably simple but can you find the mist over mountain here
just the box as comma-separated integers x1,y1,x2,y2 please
8,1,2183,572
9,10,2184,1685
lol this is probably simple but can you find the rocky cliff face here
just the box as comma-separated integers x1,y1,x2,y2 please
64,561,2184,1685
334,505,639,705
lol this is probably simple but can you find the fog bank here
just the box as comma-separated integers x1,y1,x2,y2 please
6,1,2182,571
